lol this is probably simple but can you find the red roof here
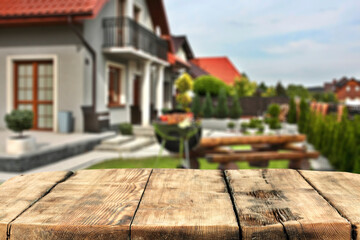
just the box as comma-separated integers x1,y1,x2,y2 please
0,0,108,24
191,57,242,85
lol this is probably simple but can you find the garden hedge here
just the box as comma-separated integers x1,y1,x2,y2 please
300,106,360,173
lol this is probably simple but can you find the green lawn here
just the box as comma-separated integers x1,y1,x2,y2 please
88,158,289,170
88,145,289,170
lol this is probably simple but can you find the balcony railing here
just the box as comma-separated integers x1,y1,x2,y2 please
103,17,168,61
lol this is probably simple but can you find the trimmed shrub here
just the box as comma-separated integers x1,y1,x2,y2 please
287,97,297,124
268,118,281,130
119,123,133,135
268,104,281,118
5,110,33,138
257,125,265,134
176,93,192,112
248,118,263,129
267,104,281,130
298,97,309,133
240,122,248,133
227,121,235,129
193,75,228,97
202,92,214,118
175,73,193,93
191,93,202,118
229,95,242,119
215,88,229,119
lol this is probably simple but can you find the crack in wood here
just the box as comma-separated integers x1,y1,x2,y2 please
129,169,153,240
297,170,355,240
6,171,74,240
224,171,242,240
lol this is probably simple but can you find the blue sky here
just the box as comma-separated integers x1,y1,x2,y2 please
163,0,360,87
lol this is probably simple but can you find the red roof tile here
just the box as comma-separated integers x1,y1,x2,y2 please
0,0,107,18
191,57,242,85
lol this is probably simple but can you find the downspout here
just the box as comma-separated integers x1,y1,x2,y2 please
67,16,97,112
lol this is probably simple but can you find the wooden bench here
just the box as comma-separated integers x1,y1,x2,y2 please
190,135,319,170
1,169,359,239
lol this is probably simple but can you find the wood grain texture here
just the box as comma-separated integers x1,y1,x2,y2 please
10,169,151,240
226,169,351,239
200,135,306,148
300,170,360,239
0,171,70,240
207,151,319,163
131,169,239,240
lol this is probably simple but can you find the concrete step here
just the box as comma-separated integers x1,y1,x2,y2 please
97,137,155,152
133,126,155,137
101,135,134,145
121,143,171,159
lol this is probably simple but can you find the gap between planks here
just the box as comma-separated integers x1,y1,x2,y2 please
129,169,154,240
223,171,242,240
6,171,74,240
297,170,356,240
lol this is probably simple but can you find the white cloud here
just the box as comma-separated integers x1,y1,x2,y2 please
264,40,328,55
164,0,360,86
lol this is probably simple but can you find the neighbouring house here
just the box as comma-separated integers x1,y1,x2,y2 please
0,0,174,133
190,57,242,85
320,77,360,104
334,78,360,105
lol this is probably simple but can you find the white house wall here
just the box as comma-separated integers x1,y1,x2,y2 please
134,0,154,32
0,26,85,132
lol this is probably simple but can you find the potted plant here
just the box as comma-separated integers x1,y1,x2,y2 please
227,121,236,132
240,122,249,134
5,110,36,155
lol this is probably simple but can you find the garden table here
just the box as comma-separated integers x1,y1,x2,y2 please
1,169,359,240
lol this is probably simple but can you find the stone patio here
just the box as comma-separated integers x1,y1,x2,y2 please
0,130,116,172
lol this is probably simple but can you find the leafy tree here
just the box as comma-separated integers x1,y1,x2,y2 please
191,93,202,118
287,97,297,124
193,75,228,97
234,73,257,97
215,88,229,119
275,81,287,96
312,92,338,103
287,84,310,99
262,87,276,97
202,92,214,118
5,110,33,138
258,82,268,92
229,94,242,119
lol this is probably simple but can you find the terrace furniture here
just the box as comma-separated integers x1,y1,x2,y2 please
0,169,359,239
190,134,319,170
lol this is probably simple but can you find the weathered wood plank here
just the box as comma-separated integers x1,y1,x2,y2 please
131,169,239,240
0,171,71,240
226,169,351,239
200,135,306,148
300,170,360,239
10,169,151,240
207,151,319,163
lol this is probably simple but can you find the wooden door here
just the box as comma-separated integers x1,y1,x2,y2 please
14,61,54,130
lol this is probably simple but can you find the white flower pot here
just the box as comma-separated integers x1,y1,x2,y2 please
6,136,37,155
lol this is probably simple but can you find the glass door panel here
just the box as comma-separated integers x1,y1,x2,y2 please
14,61,54,130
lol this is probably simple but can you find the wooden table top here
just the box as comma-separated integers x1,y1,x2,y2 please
1,169,359,240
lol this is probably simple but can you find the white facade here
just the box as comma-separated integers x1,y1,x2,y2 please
0,0,170,132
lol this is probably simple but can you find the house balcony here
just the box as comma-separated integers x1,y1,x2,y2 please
103,17,168,64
